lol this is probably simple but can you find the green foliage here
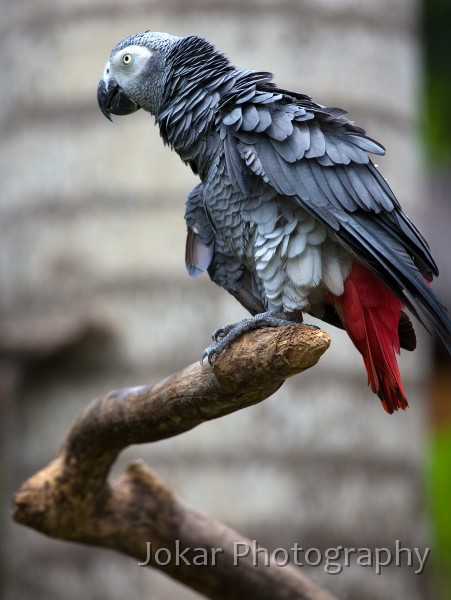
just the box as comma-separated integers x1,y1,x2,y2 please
423,0,451,165
427,425,451,599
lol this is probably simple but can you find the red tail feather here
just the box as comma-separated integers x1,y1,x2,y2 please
329,262,408,413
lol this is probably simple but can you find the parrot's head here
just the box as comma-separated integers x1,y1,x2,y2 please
97,31,181,121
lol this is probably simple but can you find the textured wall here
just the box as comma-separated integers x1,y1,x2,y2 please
1,1,432,599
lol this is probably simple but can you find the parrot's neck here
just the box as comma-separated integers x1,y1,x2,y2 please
155,36,240,177
155,84,230,176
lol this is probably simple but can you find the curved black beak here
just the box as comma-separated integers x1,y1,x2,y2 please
97,78,141,121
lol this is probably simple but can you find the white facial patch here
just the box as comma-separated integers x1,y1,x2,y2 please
103,61,111,81
113,45,153,72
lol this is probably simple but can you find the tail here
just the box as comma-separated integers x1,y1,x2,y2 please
330,262,408,413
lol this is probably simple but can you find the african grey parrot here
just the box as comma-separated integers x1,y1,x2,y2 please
97,31,451,413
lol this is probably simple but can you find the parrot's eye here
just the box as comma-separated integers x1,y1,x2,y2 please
122,53,133,65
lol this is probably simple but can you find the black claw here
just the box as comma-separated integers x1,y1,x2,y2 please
200,342,221,365
211,328,222,341
212,324,234,341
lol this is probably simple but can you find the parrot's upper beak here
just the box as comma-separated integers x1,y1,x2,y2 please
97,78,141,121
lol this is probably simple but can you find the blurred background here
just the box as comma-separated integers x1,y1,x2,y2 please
1,1,450,599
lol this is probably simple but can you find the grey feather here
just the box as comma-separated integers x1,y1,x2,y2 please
254,107,272,132
241,105,259,131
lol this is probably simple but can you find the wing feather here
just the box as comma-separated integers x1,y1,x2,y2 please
220,90,451,350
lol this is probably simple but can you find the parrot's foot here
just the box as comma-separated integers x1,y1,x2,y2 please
201,310,301,365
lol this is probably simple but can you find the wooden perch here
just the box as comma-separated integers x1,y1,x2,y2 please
12,324,336,600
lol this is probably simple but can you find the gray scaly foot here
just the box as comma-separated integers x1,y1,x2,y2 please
201,310,300,364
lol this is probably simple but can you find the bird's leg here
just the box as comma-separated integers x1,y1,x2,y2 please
201,309,303,364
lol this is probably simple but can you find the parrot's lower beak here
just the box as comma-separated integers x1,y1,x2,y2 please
97,79,141,121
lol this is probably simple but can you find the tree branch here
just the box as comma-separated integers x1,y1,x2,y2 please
12,324,336,600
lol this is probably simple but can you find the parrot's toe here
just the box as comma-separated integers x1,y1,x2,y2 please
212,324,235,341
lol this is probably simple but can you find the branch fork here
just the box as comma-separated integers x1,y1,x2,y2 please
13,324,335,600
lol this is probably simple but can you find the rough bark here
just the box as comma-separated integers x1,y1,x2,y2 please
12,324,335,600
